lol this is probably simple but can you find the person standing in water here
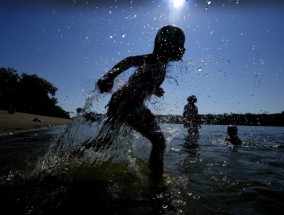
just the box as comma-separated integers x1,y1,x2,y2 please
183,95,200,140
225,125,242,145
81,25,186,181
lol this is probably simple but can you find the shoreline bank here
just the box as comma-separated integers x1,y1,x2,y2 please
0,110,72,136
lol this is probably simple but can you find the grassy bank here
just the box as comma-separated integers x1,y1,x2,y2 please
0,110,72,135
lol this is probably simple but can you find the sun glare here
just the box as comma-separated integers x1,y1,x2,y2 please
171,0,185,8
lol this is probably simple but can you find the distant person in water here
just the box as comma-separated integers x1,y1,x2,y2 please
225,125,242,145
80,25,186,181
183,95,200,140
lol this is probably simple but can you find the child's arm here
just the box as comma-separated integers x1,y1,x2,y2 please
96,56,144,93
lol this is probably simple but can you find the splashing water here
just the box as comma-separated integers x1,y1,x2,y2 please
6,84,186,214
32,88,145,181
0,61,207,214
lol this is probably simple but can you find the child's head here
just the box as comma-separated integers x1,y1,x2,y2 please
187,95,197,103
227,125,238,137
153,25,185,61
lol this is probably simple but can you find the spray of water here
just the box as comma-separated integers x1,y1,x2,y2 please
29,84,151,185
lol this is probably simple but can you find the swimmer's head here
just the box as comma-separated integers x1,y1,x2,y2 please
187,95,197,103
153,25,185,61
227,125,238,136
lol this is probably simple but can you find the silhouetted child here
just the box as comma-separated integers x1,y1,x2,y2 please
225,125,242,145
183,95,200,140
80,25,186,181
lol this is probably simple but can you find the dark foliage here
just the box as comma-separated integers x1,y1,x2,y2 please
0,67,70,118
157,112,284,127
200,113,284,126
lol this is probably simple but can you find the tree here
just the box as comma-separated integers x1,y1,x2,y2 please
16,73,57,114
0,67,20,110
16,73,69,118
0,67,69,118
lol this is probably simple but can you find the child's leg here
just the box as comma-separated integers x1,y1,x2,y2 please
127,107,166,180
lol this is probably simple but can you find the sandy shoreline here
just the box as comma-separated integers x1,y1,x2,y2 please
0,110,72,136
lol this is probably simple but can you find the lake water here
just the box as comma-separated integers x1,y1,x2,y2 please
0,122,283,215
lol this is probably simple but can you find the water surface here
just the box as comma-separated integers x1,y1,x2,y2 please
0,124,283,215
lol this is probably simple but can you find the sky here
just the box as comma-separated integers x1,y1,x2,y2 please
1,0,284,117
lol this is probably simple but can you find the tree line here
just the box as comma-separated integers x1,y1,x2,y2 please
0,67,70,118
157,112,284,126
76,109,284,127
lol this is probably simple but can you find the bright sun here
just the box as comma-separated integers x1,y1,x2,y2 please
171,0,185,8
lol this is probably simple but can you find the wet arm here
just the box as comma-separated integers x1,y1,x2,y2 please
96,56,145,93
104,56,144,80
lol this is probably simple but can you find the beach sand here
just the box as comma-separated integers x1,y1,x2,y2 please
0,110,72,135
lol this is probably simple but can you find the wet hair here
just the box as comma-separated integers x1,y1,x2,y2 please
153,25,185,54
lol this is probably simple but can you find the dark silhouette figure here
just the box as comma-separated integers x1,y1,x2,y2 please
225,125,242,145
183,95,200,140
78,25,186,181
